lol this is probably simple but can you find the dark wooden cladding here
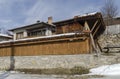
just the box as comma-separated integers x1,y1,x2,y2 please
0,34,91,56
56,22,83,34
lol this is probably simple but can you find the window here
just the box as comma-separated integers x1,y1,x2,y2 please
16,32,23,39
28,29,46,37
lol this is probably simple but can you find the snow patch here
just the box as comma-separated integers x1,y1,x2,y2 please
15,32,77,41
89,64,120,75
0,34,12,38
0,32,81,44
78,12,98,17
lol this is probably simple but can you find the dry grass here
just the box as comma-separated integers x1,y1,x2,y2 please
16,66,89,75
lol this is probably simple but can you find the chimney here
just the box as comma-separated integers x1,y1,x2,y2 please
74,16,79,19
48,16,53,24
37,20,40,23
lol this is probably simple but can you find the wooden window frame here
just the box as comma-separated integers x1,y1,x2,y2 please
16,32,24,39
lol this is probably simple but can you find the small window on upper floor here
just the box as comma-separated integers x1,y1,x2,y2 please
28,29,46,37
16,32,23,40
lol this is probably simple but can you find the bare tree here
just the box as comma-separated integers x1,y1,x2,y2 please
100,0,118,19
101,0,119,35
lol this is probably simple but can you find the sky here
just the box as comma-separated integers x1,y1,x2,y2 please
0,0,120,30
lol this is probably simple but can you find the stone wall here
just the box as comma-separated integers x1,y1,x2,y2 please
0,54,120,70
98,33,120,52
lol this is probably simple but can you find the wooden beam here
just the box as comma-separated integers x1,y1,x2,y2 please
84,21,98,54
84,21,90,30
90,34,96,51
96,39,102,52
91,20,99,32
93,23,101,37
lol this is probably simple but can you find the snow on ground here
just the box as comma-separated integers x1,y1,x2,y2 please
89,64,120,76
0,71,65,79
1,64,120,79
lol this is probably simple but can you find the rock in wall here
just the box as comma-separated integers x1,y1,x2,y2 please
98,33,120,52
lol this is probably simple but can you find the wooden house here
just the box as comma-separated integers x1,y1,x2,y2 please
0,34,12,42
9,21,55,40
0,12,105,56
54,12,105,39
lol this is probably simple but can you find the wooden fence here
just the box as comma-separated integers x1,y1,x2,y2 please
0,34,91,56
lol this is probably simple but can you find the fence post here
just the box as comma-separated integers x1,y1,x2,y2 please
8,42,15,71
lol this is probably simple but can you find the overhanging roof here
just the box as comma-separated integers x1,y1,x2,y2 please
53,12,106,38
53,12,105,26
9,22,55,31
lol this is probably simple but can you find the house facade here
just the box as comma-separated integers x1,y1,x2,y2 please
0,34,12,41
10,21,55,40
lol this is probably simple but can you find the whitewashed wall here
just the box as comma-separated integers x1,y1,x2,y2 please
104,24,120,34
13,29,27,40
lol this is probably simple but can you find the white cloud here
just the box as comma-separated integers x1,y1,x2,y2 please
25,0,55,24
0,19,12,23
0,0,33,29
24,0,103,24
0,0,119,30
